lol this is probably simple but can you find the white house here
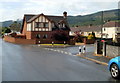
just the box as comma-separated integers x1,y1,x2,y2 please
102,21,120,41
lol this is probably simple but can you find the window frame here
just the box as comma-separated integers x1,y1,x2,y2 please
35,22,49,28
43,34,48,39
36,34,41,39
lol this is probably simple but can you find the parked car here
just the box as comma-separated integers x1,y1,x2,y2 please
108,56,120,79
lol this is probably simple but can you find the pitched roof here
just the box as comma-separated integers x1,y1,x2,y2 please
47,16,65,23
26,14,66,24
70,25,102,32
104,21,120,27
24,14,35,22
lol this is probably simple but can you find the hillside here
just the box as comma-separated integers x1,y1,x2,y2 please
0,9,120,28
68,9,120,26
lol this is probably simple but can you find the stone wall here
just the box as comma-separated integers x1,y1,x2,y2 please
106,45,120,57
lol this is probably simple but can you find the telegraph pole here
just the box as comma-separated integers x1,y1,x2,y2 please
101,11,104,40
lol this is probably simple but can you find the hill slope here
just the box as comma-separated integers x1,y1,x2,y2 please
68,9,120,26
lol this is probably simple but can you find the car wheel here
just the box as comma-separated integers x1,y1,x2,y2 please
110,63,120,79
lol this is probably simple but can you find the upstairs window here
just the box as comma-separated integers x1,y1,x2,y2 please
44,23,49,28
35,22,48,28
35,22,39,28
58,23,65,28
39,23,43,27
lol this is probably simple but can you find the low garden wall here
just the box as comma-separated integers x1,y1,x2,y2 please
106,45,120,57
4,36,76,45
95,41,120,58
36,39,75,45
4,36,36,44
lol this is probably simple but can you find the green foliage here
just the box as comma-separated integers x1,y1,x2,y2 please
52,30,69,41
1,27,11,35
87,33,94,39
4,28,11,33
9,21,21,31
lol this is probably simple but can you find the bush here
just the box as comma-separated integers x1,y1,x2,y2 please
87,33,94,39
51,30,69,41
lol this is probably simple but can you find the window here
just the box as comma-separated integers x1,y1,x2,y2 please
35,22,39,28
35,22,49,28
43,34,48,39
58,23,65,28
39,23,43,27
36,34,41,39
104,28,105,31
44,23,49,28
116,28,118,31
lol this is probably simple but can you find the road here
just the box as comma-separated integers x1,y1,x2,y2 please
1,39,120,81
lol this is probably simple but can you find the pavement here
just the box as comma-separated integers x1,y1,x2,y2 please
76,53,110,66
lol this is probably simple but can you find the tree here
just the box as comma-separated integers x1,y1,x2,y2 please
4,28,11,33
1,27,11,35
9,21,21,32
51,30,69,41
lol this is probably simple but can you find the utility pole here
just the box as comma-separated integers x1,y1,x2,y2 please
101,11,104,40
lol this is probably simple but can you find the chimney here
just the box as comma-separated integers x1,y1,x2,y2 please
63,11,67,18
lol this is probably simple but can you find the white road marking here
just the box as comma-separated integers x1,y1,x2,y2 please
64,52,68,54
43,48,75,56
68,53,72,55
61,51,64,53
73,55,76,56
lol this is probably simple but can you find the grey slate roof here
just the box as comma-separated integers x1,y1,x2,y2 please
26,14,66,23
70,26,102,32
24,14,35,22
46,16,65,23
103,21,120,27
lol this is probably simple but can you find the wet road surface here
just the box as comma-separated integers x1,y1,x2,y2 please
1,40,120,81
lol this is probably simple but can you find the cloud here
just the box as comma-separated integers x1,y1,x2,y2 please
0,0,119,21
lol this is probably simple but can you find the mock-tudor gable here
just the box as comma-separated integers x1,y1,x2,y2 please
21,13,70,34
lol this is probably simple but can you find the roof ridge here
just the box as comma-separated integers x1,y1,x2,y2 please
46,15,63,17
24,14,35,15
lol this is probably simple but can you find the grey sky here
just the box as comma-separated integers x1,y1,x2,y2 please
0,0,119,21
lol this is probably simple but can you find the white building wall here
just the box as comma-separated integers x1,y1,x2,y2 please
27,23,31,31
102,27,116,38
115,27,120,33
